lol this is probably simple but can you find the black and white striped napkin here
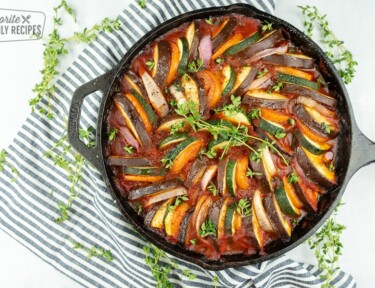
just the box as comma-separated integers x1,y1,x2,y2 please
0,0,356,287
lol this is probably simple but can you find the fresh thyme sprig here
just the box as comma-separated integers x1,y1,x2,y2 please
170,101,289,164
0,149,19,182
144,243,196,288
138,0,147,9
44,126,94,223
30,0,120,119
298,5,358,84
308,201,346,288
72,241,114,263
236,199,252,218
187,59,204,73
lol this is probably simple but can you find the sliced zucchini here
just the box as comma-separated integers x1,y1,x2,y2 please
277,72,320,90
164,137,204,174
305,106,338,135
274,181,300,216
181,74,200,111
221,64,235,96
123,166,166,176
150,198,175,229
259,118,286,138
165,201,191,239
226,160,237,196
198,120,233,132
295,130,330,155
177,37,189,74
156,116,189,133
224,31,261,55
159,133,188,149
282,175,304,210
217,197,231,239
208,136,230,152
216,111,251,126
252,189,274,232
274,66,313,80
232,66,252,92
129,89,158,127
224,203,236,235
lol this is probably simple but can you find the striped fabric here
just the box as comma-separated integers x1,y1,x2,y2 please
0,0,356,287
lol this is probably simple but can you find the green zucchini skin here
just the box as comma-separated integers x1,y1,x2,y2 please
222,65,236,96
274,183,298,217
123,166,167,176
158,133,188,149
277,72,320,90
259,118,285,136
164,137,197,162
224,31,261,56
177,38,189,74
224,203,236,235
226,160,237,196
295,130,325,155
130,89,158,127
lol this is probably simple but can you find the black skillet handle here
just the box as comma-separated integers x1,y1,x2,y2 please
349,122,375,175
68,68,117,170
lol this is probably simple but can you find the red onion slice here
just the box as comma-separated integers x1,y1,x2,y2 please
119,126,140,151
249,42,288,62
199,35,212,66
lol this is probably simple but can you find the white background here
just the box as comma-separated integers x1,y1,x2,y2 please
0,0,374,287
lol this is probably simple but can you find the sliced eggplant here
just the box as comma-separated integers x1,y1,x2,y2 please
261,52,314,69
295,130,331,155
156,116,189,133
185,158,208,188
159,133,188,150
178,209,194,244
233,66,258,96
107,156,151,167
263,194,292,242
143,186,188,208
201,164,219,191
153,41,171,88
252,189,274,233
281,82,337,107
186,21,199,60
237,29,283,59
128,179,182,200
114,94,152,149
296,147,336,188
293,104,338,139
217,157,230,195
212,17,237,51
274,180,300,217
244,89,288,109
141,71,169,117
208,198,225,231
164,137,204,174
121,71,147,97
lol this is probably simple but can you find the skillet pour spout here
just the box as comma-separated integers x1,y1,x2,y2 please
68,3,375,270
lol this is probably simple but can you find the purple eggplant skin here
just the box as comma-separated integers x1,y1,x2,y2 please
208,198,226,231
234,67,258,96
217,156,229,195
243,95,288,110
212,18,237,52
128,179,183,200
249,157,273,193
190,74,207,115
282,83,337,108
242,215,260,250
185,158,208,188
296,147,335,188
261,53,315,69
121,70,148,97
189,23,200,60
154,41,171,88
178,209,194,244
237,29,283,59
107,156,151,167
292,104,338,138
291,180,315,213
114,93,153,149
262,195,290,242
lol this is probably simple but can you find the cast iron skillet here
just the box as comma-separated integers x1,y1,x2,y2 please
67,4,375,270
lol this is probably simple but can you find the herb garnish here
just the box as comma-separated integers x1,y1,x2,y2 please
321,122,332,134
190,239,197,245
246,168,262,178
256,68,268,78
199,219,217,238
248,108,261,121
236,199,252,218
214,95,242,115
0,149,19,182
168,195,189,212
272,82,283,92
144,243,196,287
261,20,273,32
138,0,147,9
29,0,120,119
108,128,118,141
308,201,345,288
146,60,155,71
298,5,358,84
124,144,134,154
187,59,204,73
207,182,217,196
215,58,224,64
73,241,114,263
79,126,96,147
288,172,299,183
